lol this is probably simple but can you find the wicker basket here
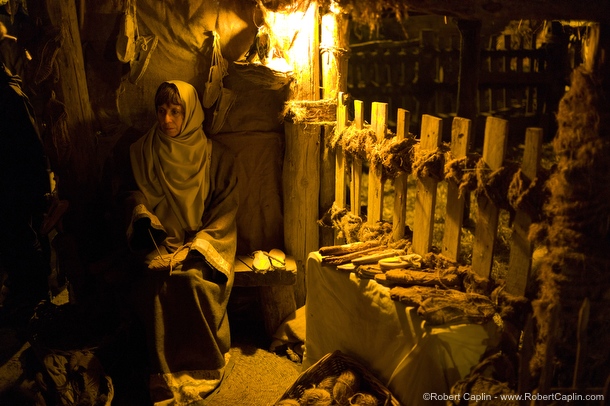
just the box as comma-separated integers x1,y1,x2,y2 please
275,350,402,406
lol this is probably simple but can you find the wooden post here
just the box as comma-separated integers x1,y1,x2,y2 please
282,1,319,308
367,102,387,224
44,0,98,186
456,19,481,123
471,116,508,278
393,108,410,241
412,114,443,255
351,100,364,217
442,117,471,261
320,10,349,101
321,10,349,247
506,127,543,296
333,92,348,244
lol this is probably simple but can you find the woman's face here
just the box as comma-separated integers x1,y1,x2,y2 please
157,102,185,138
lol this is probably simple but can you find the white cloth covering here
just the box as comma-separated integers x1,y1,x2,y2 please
304,251,498,406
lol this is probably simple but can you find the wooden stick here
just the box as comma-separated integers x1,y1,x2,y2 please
319,240,381,256
321,246,385,265
573,298,590,391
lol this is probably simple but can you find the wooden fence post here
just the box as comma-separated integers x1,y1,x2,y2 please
471,116,508,278
351,100,364,216
507,127,543,295
442,117,472,261
367,102,387,224
412,114,443,255
334,92,348,244
393,108,410,241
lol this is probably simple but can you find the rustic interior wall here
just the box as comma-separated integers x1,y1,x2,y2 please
83,0,262,135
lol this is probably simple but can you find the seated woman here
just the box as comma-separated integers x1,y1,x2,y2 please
121,80,238,405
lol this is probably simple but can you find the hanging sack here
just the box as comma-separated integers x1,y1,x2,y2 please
202,31,228,109
116,0,137,63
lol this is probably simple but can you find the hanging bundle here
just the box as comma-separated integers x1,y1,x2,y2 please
119,0,159,84
202,30,236,135
115,0,136,63
202,31,229,109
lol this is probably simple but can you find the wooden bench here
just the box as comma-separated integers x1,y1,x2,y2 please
233,255,297,337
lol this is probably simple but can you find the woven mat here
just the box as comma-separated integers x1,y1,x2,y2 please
201,343,301,405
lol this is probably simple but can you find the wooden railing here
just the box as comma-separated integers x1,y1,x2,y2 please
330,92,545,296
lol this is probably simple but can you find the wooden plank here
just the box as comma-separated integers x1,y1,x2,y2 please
367,102,387,224
471,116,508,278
334,92,348,244
392,108,410,241
234,256,297,287
412,114,443,255
507,127,543,295
442,116,471,261
351,100,364,216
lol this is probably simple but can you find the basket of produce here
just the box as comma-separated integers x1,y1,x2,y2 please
275,350,401,406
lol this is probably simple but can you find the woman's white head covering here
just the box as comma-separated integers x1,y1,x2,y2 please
130,80,213,248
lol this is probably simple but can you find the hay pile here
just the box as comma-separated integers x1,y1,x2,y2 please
530,65,610,387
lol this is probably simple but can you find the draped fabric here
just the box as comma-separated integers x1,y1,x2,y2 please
130,80,212,249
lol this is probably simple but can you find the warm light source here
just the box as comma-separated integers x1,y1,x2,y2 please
256,2,317,72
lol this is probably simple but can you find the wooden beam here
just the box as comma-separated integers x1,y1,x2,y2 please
44,0,98,186
321,11,350,247
282,1,320,308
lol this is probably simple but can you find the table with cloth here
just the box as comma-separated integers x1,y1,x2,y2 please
302,251,500,406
